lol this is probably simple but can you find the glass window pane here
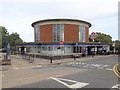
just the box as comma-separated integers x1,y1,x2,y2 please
79,26,85,42
52,24,64,42
35,25,40,42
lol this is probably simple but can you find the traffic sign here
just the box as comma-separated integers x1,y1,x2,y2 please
60,41,64,45
90,32,97,40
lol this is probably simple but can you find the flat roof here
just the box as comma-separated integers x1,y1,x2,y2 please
31,19,92,27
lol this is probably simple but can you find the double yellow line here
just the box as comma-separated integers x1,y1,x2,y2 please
113,64,120,78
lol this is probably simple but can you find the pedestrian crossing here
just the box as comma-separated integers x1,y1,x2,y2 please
66,62,113,71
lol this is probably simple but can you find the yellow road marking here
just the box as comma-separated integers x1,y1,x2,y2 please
113,64,120,78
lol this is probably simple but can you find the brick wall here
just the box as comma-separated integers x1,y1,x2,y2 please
64,24,79,42
34,24,89,43
40,24,52,42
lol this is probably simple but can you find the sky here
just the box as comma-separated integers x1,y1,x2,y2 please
0,0,119,42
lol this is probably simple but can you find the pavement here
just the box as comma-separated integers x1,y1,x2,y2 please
1,54,116,71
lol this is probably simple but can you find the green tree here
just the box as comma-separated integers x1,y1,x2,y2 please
0,26,23,50
0,30,2,48
0,26,8,48
114,40,120,50
89,32,112,44
9,32,23,46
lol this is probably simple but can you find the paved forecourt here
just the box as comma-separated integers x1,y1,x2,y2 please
13,55,118,88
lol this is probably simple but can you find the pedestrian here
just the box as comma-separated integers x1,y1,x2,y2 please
104,50,106,55
92,52,94,58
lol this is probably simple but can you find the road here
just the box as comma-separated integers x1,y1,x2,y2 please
9,55,118,89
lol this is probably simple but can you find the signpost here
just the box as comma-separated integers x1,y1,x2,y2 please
60,41,63,45
6,34,8,60
90,32,97,58
2,33,11,65
90,32,97,42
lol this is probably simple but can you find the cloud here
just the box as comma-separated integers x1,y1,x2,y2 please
0,0,119,41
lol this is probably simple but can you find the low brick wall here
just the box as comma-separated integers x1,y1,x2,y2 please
21,53,79,60
0,59,11,65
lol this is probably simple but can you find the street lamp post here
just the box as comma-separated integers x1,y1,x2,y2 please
2,32,11,65
6,33,9,60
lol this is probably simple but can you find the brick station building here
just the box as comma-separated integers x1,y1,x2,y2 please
32,19,90,43
16,19,110,56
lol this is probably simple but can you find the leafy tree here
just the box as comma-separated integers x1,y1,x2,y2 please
0,26,8,48
0,30,2,48
114,40,120,50
9,32,23,46
0,26,23,50
89,32,112,44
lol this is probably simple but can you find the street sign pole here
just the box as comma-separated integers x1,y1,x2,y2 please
6,34,8,60
90,32,98,58
60,41,63,60
93,39,95,56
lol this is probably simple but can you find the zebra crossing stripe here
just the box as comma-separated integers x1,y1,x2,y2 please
67,62,112,71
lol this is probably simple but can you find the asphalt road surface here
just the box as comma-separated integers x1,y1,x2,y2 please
13,55,118,89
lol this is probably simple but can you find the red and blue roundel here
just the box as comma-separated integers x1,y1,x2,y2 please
90,32,98,40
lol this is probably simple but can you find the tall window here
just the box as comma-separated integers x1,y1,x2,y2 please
79,26,86,42
35,25,40,42
52,24,64,42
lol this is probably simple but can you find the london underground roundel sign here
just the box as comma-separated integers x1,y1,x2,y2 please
90,32,97,40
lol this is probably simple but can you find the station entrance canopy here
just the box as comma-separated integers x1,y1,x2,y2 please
16,42,109,46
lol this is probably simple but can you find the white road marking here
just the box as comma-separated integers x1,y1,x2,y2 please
50,77,89,88
12,65,42,70
22,65,42,69
67,62,112,71
12,65,20,70
106,68,113,71
83,66,87,68
31,65,42,68
104,65,110,67
112,84,120,89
